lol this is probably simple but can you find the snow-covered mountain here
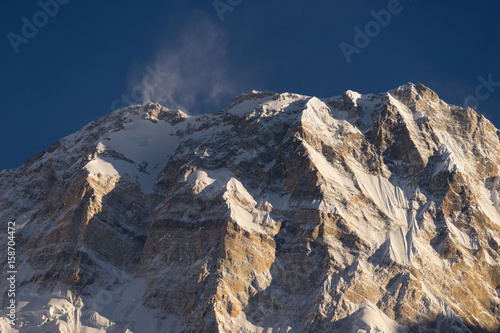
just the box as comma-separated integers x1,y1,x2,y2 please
1,83,500,332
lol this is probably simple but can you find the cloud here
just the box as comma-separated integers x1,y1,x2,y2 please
127,15,240,114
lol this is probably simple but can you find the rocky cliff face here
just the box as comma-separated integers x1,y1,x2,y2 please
1,83,500,332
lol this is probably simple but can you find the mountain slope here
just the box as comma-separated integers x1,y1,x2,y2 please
1,83,500,332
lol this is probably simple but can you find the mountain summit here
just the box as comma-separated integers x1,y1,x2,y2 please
1,83,500,332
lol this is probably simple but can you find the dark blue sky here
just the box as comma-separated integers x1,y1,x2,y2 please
1,0,499,169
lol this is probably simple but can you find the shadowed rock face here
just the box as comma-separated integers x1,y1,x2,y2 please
1,83,500,332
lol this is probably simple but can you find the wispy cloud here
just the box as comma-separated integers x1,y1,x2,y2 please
127,15,241,114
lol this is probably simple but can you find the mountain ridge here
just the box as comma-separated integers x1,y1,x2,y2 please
1,82,500,332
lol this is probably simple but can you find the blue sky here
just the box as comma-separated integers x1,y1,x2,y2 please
1,0,499,169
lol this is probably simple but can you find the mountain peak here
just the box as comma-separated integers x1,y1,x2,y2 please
228,90,279,109
142,102,188,123
1,84,500,332
391,82,440,106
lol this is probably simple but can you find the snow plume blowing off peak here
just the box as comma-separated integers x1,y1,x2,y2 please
126,17,241,114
